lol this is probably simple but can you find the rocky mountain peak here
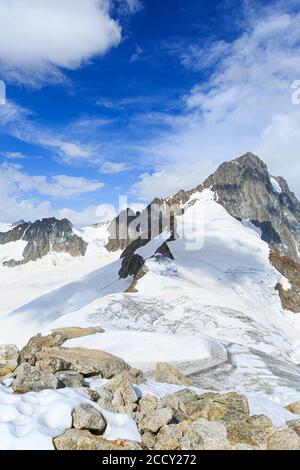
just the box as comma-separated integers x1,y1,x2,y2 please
204,152,300,261
0,217,87,267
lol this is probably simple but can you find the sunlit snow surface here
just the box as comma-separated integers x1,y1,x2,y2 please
0,384,140,450
1,190,300,449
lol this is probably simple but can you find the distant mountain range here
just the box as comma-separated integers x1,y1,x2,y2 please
1,152,300,312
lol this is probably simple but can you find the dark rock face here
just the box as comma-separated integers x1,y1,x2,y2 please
269,247,300,313
204,152,300,261
119,254,145,279
0,222,30,245
0,218,87,267
105,208,139,252
105,194,188,253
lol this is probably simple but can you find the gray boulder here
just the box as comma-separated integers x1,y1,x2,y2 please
34,346,130,378
55,371,84,388
267,427,300,450
12,363,64,393
153,419,231,450
72,404,106,432
0,344,19,376
53,429,142,450
103,372,138,416
155,362,192,386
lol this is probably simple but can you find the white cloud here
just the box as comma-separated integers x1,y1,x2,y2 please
0,162,107,226
130,45,143,62
58,203,116,226
116,0,143,15
100,161,129,174
0,162,104,198
0,101,100,165
0,0,121,86
132,1,300,200
1,151,27,160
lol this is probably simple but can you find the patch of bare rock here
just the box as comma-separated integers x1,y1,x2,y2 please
1,333,300,450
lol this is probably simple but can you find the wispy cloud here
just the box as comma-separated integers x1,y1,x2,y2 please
130,44,143,62
0,162,104,199
131,0,300,200
100,161,129,174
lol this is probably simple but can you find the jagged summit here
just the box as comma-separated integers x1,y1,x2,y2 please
105,152,300,262
0,217,87,267
204,152,300,261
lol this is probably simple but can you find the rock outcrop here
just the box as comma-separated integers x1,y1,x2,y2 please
12,363,64,393
53,430,142,451
204,153,300,261
285,400,300,415
0,218,87,267
0,344,19,376
72,404,106,432
11,329,128,392
269,247,300,313
3,337,300,451
34,347,130,378
155,362,193,386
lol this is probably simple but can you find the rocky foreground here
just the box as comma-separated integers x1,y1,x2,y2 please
1,327,300,451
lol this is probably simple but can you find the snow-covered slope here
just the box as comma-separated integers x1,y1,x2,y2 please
0,222,12,233
0,221,120,344
2,190,300,406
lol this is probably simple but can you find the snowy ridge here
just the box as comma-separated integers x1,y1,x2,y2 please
1,189,300,449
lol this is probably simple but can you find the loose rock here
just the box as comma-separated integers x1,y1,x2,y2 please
72,404,106,432
18,333,66,365
103,372,138,415
287,419,300,436
35,347,130,378
155,362,192,386
12,363,64,393
268,427,300,450
55,371,84,388
53,429,142,450
285,401,300,415
225,415,272,449
51,326,105,340
0,344,19,376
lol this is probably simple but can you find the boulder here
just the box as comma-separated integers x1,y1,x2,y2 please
79,387,102,402
72,404,106,432
154,419,231,450
128,368,145,385
0,344,19,376
216,392,250,422
12,363,64,393
35,347,130,378
285,401,300,415
225,415,272,449
141,431,157,449
155,362,193,386
287,419,300,436
18,333,66,365
184,418,231,450
161,389,249,423
103,372,138,416
55,371,84,388
136,395,174,434
53,429,142,450
267,427,300,450
139,406,174,434
96,388,114,411
153,423,184,450
51,326,105,341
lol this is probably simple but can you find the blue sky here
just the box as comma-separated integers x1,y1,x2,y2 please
0,0,300,225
